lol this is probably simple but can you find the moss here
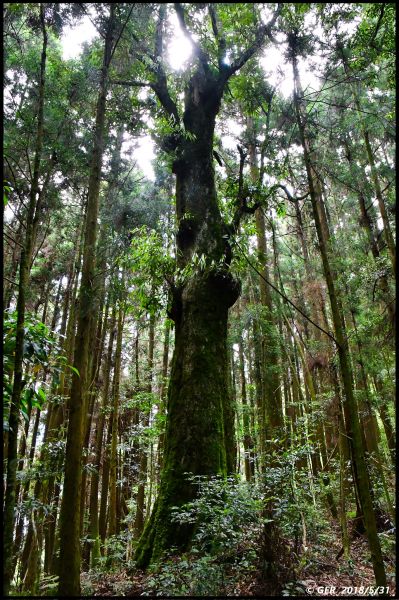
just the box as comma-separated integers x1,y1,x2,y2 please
134,272,237,568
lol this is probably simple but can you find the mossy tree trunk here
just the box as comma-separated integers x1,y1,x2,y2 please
134,58,237,571
134,3,281,569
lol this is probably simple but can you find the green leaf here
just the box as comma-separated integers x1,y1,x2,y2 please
68,364,80,377
36,387,47,403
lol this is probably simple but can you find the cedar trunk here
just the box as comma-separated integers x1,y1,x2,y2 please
291,37,387,587
58,10,115,595
3,9,47,595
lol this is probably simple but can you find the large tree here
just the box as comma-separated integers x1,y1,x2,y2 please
130,3,282,567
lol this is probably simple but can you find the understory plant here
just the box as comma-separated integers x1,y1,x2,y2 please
141,475,262,596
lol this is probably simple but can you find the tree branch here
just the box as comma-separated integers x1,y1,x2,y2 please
208,4,226,70
108,4,135,66
225,4,282,77
110,79,151,87
233,238,341,348
151,5,181,124
174,3,210,72
4,231,23,248
231,145,262,231
275,184,310,203
77,3,106,39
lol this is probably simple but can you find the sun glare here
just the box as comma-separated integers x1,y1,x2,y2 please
61,17,98,60
167,12,193,70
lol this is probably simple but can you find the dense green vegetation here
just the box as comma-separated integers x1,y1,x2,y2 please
3,3,395,597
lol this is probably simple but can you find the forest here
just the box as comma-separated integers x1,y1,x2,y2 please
3,3,396,597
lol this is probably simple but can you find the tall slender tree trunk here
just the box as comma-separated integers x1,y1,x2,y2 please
373,376,396,467
291,34,386,587
134,314,155,538
4,221,23,310
3,9,47,595
238,328,255,482
339,44,395,275
99,413,112,546
157,318,171,474
342,136,395,331
58,10,115,595
248,119,283,453
108,300,125,538
89,302,116,566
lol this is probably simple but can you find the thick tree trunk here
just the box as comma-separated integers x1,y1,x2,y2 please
134,60,240,566
135,271,238,566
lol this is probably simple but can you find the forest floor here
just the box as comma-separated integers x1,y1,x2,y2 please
84,521,396,597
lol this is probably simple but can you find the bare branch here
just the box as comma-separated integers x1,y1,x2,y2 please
232,146,262,231
275,184,310,203
77,3,106,39
4,231,23,248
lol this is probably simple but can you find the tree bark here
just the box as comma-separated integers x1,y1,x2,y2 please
134,4,281,568
58,9,115,595
157,318,171,474
248,118,283,450
89,303,117,566
291,36,387,587
134,314,155,538
3,8,47,595
108,301,125,538
238,329,255,482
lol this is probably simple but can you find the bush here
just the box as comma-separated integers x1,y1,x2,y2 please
141,475,262,596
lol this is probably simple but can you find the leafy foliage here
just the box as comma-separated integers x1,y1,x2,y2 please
3,310,76,427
